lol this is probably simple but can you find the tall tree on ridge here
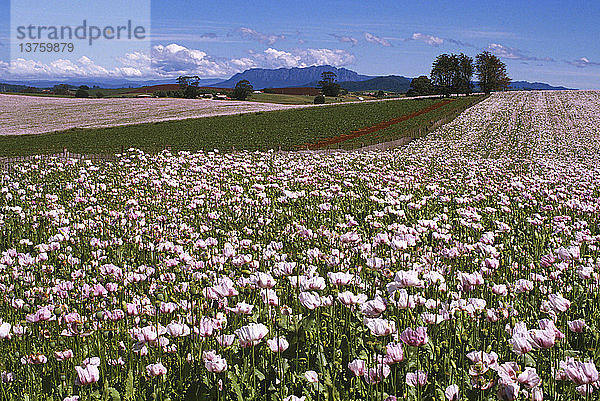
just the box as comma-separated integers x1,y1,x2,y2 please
475,51,511,94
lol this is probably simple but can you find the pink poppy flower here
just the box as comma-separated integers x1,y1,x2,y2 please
75,360,100,385
298,292,321,310
445,384,459,401
54,349,74,361
304,370,319,383
203,351,228,373
267,337,289,352
399,327,428,347
406,370,427,387
384,343,404,364
348,359,366,377
517,367,541,388
529,329,555,349
548,293,570,313
366,318,397,337
0,321,11,339
235,323,268,347
146,362,167,377
568,319,586,333
366,364,391,384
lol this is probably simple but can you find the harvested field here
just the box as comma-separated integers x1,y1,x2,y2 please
0,94,299,135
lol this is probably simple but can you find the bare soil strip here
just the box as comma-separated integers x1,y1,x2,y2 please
301,99,454,150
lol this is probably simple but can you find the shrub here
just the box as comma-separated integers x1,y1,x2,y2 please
75,86,89,98
183,86,198,99
313,94,326,104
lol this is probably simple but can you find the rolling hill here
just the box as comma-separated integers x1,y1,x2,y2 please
508,81,573,91
338,75,412,92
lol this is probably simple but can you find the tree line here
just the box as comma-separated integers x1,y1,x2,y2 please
171,50,509,102
175,76,254,100
407,51,510,97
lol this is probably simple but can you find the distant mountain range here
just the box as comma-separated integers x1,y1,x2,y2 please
0,78,223,90
208,67,573,92
0,66,575,93
508,81,573,91
338,78,571,93
211,65,373,89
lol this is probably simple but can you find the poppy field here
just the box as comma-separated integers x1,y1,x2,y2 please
1,90,599,401
0,95,480,156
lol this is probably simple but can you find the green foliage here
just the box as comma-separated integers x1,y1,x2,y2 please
233,80,254,100
476,51,511,93
319,71,341,97
176,76,202,98
176,75,200,90
339,76,411,92
125,369,134,400
22,86,40,94
430,53,474,96
313,94,326,104
75,86,90,98
406,76,435,97
52,84,70,95
183,85,198,99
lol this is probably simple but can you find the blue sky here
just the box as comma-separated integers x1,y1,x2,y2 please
1,0,599,88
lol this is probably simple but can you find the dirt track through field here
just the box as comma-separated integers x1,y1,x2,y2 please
301,99,454,150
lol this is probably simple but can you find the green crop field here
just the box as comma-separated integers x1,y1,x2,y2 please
338,97,485,148
246,93,383,105
0,96,484,156
246,93,333,104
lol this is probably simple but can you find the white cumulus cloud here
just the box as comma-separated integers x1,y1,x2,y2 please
2,43,356,80
410,33,444,46
567,57,600,68
249,47,355,68
331,34,358,46
486,43,554,62
237,27,286,45
6,57,144,78
486,43,523,59
291,48,355,67
408,33,473,47
150,44,234,76
364,32,391,47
